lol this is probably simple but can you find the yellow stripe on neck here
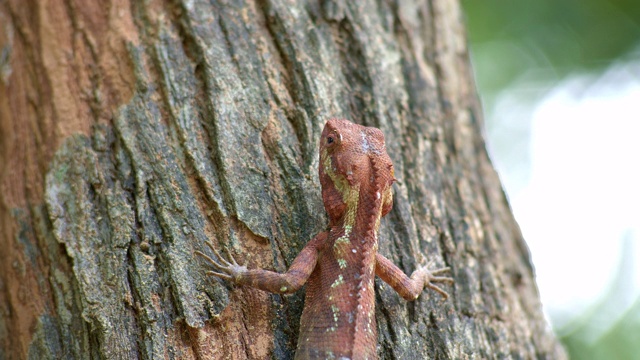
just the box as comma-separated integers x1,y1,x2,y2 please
321,149,360,230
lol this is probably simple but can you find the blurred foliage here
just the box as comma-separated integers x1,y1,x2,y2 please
561,299,640,360
555,235,640,360
462,2,640,359
462,0,640,97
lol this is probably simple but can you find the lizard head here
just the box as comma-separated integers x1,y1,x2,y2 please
319,118,395,228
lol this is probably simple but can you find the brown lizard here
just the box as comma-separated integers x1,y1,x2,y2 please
196,118,453,360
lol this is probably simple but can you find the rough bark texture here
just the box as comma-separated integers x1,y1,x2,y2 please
0,0,565,359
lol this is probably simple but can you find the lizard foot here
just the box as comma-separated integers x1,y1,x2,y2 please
420,260,454,299
195,241,248,283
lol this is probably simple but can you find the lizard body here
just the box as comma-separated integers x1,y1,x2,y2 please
197,118,453,360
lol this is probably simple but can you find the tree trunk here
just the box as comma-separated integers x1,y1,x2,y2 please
0,0,565,359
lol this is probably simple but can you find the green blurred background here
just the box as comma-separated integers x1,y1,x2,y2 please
462,1,640,359
464,0,640,98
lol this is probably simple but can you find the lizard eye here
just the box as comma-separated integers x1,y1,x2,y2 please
327,132,341,146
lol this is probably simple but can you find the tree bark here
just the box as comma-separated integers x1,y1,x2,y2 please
0,0,565,359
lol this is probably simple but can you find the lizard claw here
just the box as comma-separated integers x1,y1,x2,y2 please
419,260,454,299
195,241,247,283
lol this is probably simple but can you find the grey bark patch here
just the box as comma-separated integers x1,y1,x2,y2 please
45,135,140,359
28,315,63,360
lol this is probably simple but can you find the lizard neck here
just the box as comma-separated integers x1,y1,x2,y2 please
337,156,388,358
321,150,388,245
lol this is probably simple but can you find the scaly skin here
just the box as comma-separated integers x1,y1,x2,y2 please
196,118,453,360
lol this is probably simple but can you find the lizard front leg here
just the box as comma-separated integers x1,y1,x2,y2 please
375,252,454,301
196,232,328,294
